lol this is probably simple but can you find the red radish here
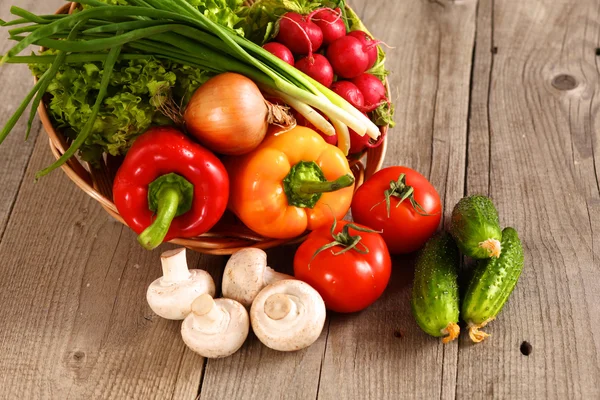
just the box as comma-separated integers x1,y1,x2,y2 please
296,54,334,87
330,81,365,110
347,30,379,69
350,73,388,112
293,111,337,145
276,12,323,56
326,35,370,78
349,113,386,154
320,131,338,146
310,8,346,45
262,42,295,66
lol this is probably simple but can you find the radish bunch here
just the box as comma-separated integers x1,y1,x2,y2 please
261,8,389,153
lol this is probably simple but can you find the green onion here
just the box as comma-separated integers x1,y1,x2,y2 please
2,53,150,63
35,42,123,179
1,15,65,27
0,66,52,143
266,88,336,137
8,7,55,25
25,18,89,140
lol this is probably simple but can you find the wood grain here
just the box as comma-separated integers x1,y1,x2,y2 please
316,1,475,399
1,0,600,399
0,139,223,399
0,1,58,239
456,0,600,399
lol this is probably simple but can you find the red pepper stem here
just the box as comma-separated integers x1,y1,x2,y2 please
137,173,194,250
138,188,181,250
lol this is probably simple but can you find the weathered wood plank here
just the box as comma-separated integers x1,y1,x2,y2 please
0,0,57,239
2,1,600,399
466,0,494,195
0,137,221,399
316,1,476,399
457,0,600,398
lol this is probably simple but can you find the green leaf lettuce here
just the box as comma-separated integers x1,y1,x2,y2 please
30,56,214,164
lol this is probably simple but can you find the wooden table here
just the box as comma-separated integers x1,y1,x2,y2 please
1,0,599,398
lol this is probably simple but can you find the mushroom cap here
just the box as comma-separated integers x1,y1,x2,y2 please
181,295,250,358
250,279,326,352
147,269,216,320
222,248,291,308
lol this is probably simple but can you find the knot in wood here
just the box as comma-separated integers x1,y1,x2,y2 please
552,74,578,91
520,341,532,356
393,329,404,339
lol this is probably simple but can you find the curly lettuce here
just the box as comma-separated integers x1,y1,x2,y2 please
30,57,214,163
189,0,246,36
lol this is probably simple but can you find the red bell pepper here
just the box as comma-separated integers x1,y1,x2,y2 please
113,126,229,250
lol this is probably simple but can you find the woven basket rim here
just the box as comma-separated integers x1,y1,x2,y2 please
40,1,389,255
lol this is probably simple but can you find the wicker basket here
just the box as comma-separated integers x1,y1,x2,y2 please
39,2,389,255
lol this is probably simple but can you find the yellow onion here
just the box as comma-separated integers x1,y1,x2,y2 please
184,72,292,155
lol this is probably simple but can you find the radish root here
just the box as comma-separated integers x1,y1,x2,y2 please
280,15,314,58
307,7,342,25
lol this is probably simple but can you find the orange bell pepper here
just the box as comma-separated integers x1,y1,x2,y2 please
224,126,355,239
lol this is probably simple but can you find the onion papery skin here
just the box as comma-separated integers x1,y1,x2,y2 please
184,73,269,156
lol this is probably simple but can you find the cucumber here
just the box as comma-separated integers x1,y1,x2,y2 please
449,195,503,259
411,232,460,343
461,227,524,342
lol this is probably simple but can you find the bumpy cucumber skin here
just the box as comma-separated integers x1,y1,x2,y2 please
411,232,460,341
450,195,503,259
461,227,524,339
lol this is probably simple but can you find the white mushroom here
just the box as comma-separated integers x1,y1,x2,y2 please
181,294,249,358
222,248,292,308
146,248,216,320
250,279,326,352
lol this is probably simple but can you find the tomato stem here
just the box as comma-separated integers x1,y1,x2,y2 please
309,217,381,267
370,173,435,218
137,173,194,250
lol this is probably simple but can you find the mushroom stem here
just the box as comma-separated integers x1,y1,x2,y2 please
264,293,297,320
250,280,326,352
191,294,228,333
181,296,249,358
160,248,191,283
263,267,292,286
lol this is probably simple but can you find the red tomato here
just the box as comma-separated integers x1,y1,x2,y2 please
351,166,442,254
293,220,391,313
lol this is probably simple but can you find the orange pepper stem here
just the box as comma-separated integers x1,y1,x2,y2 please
137,173,194,250
283,161,354,208
293,174,355,194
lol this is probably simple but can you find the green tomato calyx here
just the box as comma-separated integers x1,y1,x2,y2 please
371,173,435,218
309,218,381,268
